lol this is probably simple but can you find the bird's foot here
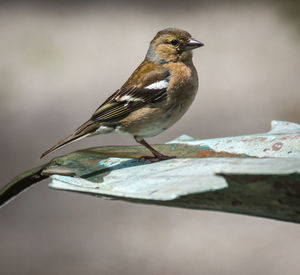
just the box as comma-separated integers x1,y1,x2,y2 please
139,154,176,163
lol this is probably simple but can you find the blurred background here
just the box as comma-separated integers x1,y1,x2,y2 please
0,0,300,274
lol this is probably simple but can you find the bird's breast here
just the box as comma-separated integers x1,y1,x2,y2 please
165,61,198,110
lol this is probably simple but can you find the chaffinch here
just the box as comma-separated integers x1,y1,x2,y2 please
41,28,204,162
0,28,204,207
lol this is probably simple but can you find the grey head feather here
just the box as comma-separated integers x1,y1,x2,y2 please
146,45,167,65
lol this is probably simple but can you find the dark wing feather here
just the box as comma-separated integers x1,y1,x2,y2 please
91,87,167,122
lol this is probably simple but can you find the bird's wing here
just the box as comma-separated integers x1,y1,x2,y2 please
90,67,170,124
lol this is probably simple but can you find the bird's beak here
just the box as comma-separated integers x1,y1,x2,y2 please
184,38,204,51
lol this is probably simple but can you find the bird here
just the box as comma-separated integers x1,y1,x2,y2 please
41,28,204,162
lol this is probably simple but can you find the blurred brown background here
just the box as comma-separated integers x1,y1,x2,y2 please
1,1,300,274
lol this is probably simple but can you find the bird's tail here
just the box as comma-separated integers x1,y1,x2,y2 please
40,120,99,159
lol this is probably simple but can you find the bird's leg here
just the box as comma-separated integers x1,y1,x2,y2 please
134,136,175,162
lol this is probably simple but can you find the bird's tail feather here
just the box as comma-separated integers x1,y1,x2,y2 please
40,133,88,159
40,120,98,159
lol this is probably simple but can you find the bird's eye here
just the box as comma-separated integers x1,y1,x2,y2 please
171,39,178,46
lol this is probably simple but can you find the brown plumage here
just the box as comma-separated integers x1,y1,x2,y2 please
41,28,204,161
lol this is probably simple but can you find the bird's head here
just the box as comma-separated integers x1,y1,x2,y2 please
146,28,204,64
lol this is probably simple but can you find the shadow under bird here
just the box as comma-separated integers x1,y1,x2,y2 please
41,28,204,161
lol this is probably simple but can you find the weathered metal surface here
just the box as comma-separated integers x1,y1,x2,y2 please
49,157,300,200
169,121,300,158
1,120,300,223
49,157,300,223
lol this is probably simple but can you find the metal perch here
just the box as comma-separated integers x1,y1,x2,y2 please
1,120,300,223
